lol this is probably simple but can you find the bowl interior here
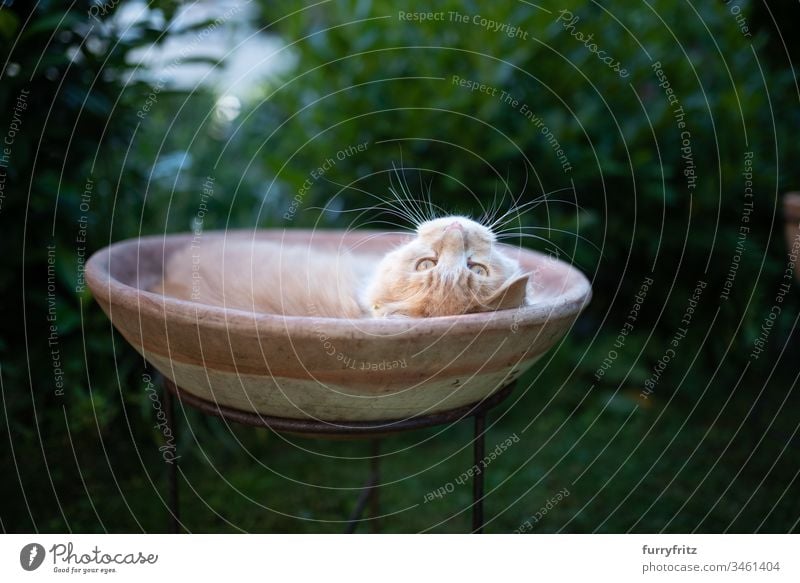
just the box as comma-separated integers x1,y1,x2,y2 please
101,229,590,317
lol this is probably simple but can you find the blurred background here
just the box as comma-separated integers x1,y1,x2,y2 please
1,0,799,533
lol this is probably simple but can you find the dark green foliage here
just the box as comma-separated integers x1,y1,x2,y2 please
0,0,216,532
252,0,800,387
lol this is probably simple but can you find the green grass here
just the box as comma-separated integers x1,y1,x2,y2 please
18,353,797,534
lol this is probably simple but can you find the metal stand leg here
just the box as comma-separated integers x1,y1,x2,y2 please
163,384,180,534
472,411,486,534
345,438,381,533
369,439,381,533
161,379,514,534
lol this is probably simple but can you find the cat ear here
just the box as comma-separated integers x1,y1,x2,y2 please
484,274,529,311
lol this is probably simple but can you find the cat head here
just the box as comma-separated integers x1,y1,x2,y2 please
365,216,529,317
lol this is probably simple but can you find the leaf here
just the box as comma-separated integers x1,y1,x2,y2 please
0,9,20,40
20,10,84,39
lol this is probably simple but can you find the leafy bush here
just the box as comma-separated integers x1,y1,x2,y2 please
249,0,800,386
0,0,213,530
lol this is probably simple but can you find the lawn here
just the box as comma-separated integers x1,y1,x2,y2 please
25,342,797,534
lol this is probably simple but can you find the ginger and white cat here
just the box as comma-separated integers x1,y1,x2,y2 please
157,216,529,318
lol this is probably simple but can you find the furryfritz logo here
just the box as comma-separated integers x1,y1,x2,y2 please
20,543,46,571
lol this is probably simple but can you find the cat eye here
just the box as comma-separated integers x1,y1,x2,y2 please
468,262,488,276
416,258,437,271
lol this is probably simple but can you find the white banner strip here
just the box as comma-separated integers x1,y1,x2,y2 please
1,534,796,582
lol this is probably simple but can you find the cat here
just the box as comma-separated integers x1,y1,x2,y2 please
156,216,530,318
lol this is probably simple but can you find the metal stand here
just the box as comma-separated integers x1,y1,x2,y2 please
162,379,514,533
344,439,381,534
162,386,180,534
472,411,486,534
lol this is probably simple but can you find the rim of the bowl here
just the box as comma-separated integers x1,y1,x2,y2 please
85,230,593,337
785,192,800,221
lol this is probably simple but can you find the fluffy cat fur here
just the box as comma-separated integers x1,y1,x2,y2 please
157,216,530,318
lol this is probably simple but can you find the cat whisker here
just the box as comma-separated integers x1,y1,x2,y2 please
309,203,420,228
476,170,515,227
490,199,584,229
402,162,439,223
316,175,424,228
388,183,425,227
496,230,602,256
490,202,559,232
488,190,583,232
494,223,589,238
389,186,449,227
394,155,430,222
390,163,429,226
424,177,437,222
488,200,545,231
487,185,579,222
354,218,419,233
478,183,503,227
417,172,437,223
495,235,579,266
487,168,526,227
389,163,416,222
383,186,450,227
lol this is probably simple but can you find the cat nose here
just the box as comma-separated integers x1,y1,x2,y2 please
445,221,464,232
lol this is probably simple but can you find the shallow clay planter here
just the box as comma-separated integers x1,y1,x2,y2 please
86,230,592,421
785,193,800,281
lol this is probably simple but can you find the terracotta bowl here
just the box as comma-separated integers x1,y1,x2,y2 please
785,193,800,282
86,230,592,421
